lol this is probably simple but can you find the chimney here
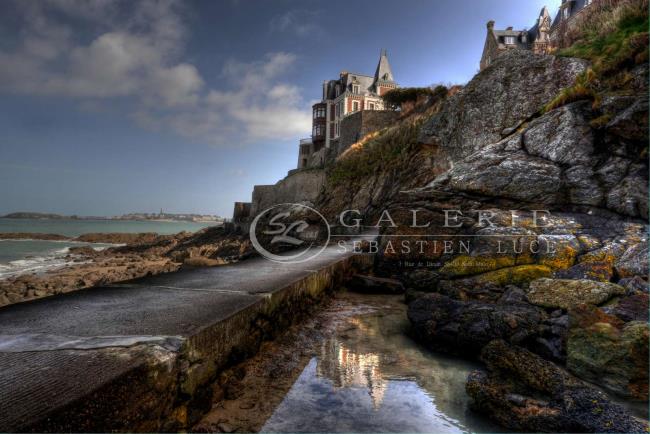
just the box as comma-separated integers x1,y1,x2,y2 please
506,26,513,30
487,20,495,30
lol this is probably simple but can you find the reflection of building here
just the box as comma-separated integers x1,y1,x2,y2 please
316,324,388,409
480,0,594,70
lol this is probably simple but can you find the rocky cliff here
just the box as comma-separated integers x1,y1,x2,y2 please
314,41,648,431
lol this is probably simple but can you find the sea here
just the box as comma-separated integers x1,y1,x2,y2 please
0,218,219,279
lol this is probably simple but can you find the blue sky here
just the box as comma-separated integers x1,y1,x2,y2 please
0,0,560,217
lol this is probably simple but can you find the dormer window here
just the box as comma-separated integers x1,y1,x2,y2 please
563,8,570,19
504,36,516,45
521,34,527,43
352,84,360,94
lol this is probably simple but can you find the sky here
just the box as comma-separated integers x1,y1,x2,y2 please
0,0,561,217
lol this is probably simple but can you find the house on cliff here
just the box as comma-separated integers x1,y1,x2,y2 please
297,50,399,170
480,0,594,71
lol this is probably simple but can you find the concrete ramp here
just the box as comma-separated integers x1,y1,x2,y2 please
0,243,370,431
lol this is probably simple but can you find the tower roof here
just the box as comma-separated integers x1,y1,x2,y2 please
373,49,395,84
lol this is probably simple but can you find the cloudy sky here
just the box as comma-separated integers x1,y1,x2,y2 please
0,0,560,217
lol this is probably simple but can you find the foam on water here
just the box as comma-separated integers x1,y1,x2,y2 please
0,241,110,279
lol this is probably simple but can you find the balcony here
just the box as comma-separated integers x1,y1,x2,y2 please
300,138,312,146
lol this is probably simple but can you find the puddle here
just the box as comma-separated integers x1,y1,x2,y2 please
196,292,504,433
259,294,501,433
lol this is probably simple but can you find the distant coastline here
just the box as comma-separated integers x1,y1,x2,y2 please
2,211,224,223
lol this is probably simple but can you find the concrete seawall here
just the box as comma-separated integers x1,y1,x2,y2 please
0,244,372,432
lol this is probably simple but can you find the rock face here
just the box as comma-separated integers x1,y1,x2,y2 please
425,100,648,218
407,293,545,355
526,278,626,310
567,305,649,400
466,340,647,433
419,51,589,164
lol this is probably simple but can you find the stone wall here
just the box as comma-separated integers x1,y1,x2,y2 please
337,110,400,155
232,202,251,223
250,169,326,218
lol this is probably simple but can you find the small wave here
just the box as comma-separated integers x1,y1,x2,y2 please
0,248,90,280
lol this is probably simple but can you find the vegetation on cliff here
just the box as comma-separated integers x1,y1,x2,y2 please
544,0,648,112
326,86,450,187
380,85,448,110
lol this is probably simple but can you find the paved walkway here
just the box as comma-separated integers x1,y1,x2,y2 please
0,242,367,431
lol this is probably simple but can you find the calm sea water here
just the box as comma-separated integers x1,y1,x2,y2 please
0,218,218,279
0,218,217,237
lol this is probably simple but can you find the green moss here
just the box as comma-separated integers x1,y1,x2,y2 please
473,265,553,287
439,255,537,277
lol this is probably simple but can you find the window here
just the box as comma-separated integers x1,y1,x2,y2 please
313,107,325,119
521,34,527,43
335,104,340,118
368,103,375,110
563,8,570,18
352,84,360,94
352,101,359,112
504,36,516,44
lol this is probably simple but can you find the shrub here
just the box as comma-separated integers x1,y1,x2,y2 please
382,85,447,110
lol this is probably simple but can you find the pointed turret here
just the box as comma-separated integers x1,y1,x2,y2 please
538,6,551,31
373,49,395,84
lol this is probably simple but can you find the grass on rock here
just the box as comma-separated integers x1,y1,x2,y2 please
544,0,648,113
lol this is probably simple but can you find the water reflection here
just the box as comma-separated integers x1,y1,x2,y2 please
261,295,504,433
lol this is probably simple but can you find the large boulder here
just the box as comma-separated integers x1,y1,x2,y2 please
615,243,649,279
526,278,626,310
606,293,649,322
567,305,649,400
419,50,589,163
424,99,648,219
407,293,545,355
466,340,647,433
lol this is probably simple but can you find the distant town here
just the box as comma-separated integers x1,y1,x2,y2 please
2,211,224,223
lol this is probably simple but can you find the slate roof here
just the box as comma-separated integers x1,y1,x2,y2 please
374,49,395,83
552,0,592,29
322,50,396,100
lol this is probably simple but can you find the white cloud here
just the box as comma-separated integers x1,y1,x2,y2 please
0,0,311,145
269,10,323,37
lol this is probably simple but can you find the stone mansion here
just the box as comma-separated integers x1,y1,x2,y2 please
297,50,399,170
481,0,594,70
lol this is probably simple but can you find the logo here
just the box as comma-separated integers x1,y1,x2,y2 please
250,203,331,263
